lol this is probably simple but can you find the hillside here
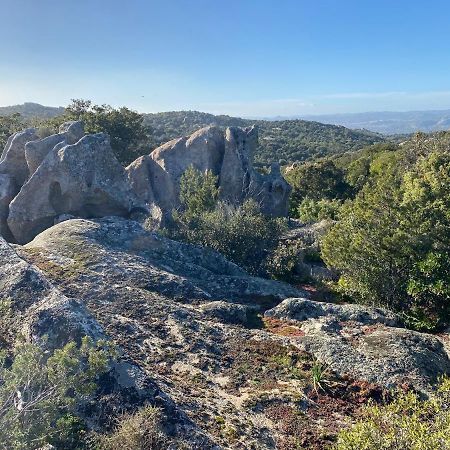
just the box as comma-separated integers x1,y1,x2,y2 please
0,102,65,119
0,104,386,164
144,110,385,164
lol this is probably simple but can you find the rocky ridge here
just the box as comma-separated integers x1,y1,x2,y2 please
0,123,291,244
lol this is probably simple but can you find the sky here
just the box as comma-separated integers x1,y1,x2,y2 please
1,0,450,117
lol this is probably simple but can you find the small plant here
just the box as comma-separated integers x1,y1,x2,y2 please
310,359,331,393
0,336,115,449
0,298,13,348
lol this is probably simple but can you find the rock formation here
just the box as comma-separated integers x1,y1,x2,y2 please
24,120,84,175
0,123,290,243
8,133,144,244
127,125,291,224
265,298,450,392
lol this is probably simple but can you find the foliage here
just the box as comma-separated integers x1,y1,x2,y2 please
310,360,331,393
174,199,286,275
0,337,115,450
265,240,302,281
37,99,151,165
170,166,287,275
0,113,24,150
285,159,352,213
93,406,167,450
297,197,342,223
334,378,450,450
178,165,219,219
334,142,399,191
322,138,450,328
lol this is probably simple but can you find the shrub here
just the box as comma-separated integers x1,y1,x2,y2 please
297,197,342,223
94,406,167,450
0,337,115,450
285,159,352,216
322,148,450,329
265,240,302,281
178,200,286,275
171,167,287,275
177,165,219,219
0,299,13,348
334,378,450,450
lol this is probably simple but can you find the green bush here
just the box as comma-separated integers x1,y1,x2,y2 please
0,337,115,450
334,378,450,450
297,197,342,223
169,167,287,275
322,145,450,329
265,240,302,281
285,159,352,216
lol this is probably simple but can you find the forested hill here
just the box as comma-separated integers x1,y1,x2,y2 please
0,102,64,119
1,103,386,164
144,110,385,164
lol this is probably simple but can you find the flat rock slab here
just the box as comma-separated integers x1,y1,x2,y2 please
265,298,450,392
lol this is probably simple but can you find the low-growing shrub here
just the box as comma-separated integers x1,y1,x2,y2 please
334,378,450,450
93,405,167,450
0,337,115,450
297,197,342,223
170,166,287,275
265,240,302,281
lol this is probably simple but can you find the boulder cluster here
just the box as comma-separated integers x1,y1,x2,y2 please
0,122,291,244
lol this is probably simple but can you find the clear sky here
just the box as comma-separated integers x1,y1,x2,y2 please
1,0,450,116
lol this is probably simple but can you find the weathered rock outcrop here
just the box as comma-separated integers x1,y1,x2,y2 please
1,124,291,243
0,122,84,241
4,217,449,448
24,120,84,175
8,133,145,244
127,125,291,223
0,128,39,240
265,298,450,392
0,234,215,445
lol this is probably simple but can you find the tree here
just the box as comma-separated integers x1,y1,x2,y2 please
0,337,115,449
0,113,23,151
285,160,352,216
39,99,151,165
321,147,450,329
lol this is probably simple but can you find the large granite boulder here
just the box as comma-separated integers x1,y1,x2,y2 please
25,120,84,175
0,128,40,239
8,133,145,244
127,125,291,222
0,235,214,444
0,127,39,186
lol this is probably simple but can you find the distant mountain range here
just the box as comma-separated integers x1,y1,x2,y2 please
296,110,450,135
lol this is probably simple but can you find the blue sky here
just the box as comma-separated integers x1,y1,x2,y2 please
1,0,450,116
